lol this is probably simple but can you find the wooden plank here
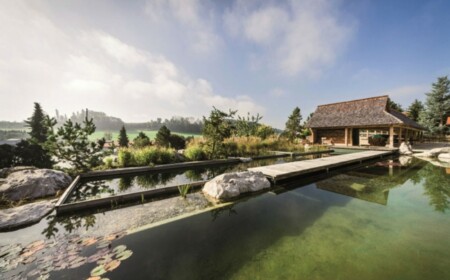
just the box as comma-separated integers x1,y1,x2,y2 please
249,150,393,181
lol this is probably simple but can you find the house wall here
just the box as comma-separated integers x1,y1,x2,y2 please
316,129,345,144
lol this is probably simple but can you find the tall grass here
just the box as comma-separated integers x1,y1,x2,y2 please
118,146,177,167
184,136,328,159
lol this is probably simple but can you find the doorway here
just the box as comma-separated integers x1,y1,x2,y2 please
352,128,359,146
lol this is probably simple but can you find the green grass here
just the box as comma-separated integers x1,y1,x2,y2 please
89,130,201,141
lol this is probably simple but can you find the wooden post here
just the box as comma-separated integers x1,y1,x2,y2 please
310,129,315,144
344,128,348,146
389,126,394,148
398,127,403,145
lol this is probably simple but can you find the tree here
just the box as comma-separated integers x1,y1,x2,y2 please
202,107,236,159
419,76,450,135
44,113,104,173
133,132,151,148
256,124,275,140
387,98,404,112
155,125,171,147
235,113,262,138
407,99,424,122
0,144,15,168
284,107,303,141
14,140,53,168
25,102,48,144
169,134,186,150
118,126,129,147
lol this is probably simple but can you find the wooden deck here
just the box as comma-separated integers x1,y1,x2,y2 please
248,150,394,181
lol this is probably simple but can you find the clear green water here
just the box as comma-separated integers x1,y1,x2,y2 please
54,158,450,279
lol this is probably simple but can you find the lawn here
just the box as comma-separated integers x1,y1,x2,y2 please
89,130,201,141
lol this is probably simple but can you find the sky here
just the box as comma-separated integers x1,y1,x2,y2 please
1,0,449,129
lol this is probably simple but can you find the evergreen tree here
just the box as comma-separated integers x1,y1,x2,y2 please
284,107,303,141
387,98,404,112
118,125,129,147
44,113,104,173
203,107,236,159
25,102,48,144
407,99,424,122
235,112,262,137
133,132,151,148
419,76,450,135
155,125,171,147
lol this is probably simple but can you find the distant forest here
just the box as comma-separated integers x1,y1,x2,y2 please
0,109,203,140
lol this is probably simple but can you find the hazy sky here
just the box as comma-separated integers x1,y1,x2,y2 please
1,0,449,128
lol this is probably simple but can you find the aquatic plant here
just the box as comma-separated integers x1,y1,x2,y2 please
178,184,191,199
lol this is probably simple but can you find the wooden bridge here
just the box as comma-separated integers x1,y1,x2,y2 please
248,150,395,182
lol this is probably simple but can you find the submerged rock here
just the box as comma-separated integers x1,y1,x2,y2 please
0,168,71,201
203,171,271,201
0,199,56,231
399,142,413,155
414,147,450,158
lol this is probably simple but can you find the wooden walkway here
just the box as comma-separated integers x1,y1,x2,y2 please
248,150,394,181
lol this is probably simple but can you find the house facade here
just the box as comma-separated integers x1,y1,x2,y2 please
305,96,424,148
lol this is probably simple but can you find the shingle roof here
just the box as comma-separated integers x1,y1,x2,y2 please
306,95,424,130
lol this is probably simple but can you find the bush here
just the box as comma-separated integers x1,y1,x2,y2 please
169,134,186,150
14,140,53,168
0,144,15,168
185,145,207,161
369,135,387,146
117,147,177,167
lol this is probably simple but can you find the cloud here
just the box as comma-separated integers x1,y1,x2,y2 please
269,88,286,97
0,1,263,122
224,0,355,77
144,0,221,54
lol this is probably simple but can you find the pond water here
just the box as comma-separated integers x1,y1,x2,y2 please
67,155,326,203
1,156,449,279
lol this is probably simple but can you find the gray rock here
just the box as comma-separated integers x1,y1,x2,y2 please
203,171,271,200
0,168,71,201
399,142,413,155
0,166,36,178
0,199,56,231
438,153,450,163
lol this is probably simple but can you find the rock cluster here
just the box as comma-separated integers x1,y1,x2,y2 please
203,171,271,201
0,167,71,201
399,142,413,155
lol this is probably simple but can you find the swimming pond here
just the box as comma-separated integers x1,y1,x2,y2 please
1,157,449,279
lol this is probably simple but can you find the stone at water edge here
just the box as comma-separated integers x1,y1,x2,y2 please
399,142,413,155
0,199,57,231
438,153,450,163
202,171,271,200
0,168,71,201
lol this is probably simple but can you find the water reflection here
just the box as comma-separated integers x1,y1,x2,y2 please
414,163,450,213
316,158,427,206
42,213,96,239
67,180,114,203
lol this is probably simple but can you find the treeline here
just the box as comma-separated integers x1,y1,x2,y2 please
126,117,202,133
0,130,28,141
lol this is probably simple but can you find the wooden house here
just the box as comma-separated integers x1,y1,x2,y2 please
305,96,424,148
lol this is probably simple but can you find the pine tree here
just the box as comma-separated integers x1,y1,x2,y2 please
284,107,302,141
118,125,129,147
419,76,450,135
407,99,424,122
387,98,404,112
202,107,236,159
25,102,48,144
155,125,171,147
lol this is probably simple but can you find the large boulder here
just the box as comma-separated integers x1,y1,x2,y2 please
0,168,71,201
0,199,56,231
399,142,413,155
203,171,271,201
438,153,450,163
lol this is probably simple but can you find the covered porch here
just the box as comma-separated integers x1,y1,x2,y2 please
310,125,424,148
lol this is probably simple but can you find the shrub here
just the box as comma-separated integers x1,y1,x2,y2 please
14,140,53,168
185,145,207,161
169,134,186,150
0,144,15,169
369,135,387,146
133,132,151,148
117,147,177,167
118,149,133,167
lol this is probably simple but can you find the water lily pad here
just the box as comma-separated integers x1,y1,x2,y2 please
0,244,22,259
90,265,107,277
27,268,41,277
96,240,111,249
67,256,87,269
96,254,114,265
104,260,120,272
87,277,101,280
82,237,98,247
112,245,126,255
115,250,133,261
24,240,45,251
37,273,50,280
105,230,127,241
